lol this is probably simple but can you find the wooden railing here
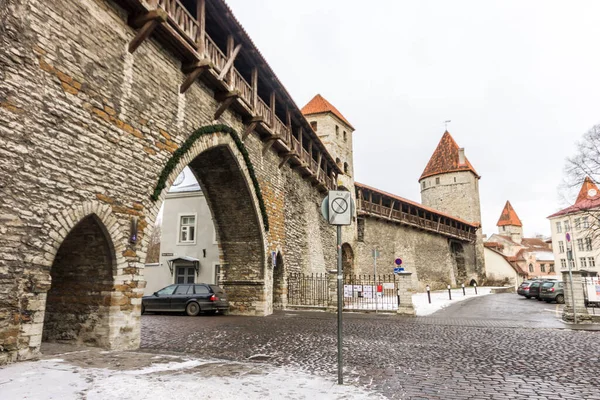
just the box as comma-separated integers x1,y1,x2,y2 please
291,136,300,154
232,70,253,107
301,148,311,165
272,115,290,145
359,201,476,241
256,97,272,126
157,0,199,45
203,35,227,72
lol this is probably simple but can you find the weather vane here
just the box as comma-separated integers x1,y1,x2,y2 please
444,120,451,130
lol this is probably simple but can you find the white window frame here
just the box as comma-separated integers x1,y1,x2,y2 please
575,218,581,230
581,257,587,268
585,237,593,251
589,257,596,267
177,213,197,245
212,262,221,284
564,220,571,231
577,238,584,252
583,217,589,229
558,241,564,253
556,221,562,233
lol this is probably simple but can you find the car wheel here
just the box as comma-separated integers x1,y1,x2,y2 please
556,294,565,304
186,302,200,316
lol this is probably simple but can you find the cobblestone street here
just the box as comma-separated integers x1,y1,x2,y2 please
140,293,600,399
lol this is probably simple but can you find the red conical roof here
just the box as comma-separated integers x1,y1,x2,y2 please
419,131,479,180
301,94,354,130
576,176,599,204
497,201,523,227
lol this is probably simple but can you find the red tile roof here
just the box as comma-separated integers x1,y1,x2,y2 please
548,177,600,218
419,131,479,180
497,201,523,227
301,94,355,130
355,182,479,228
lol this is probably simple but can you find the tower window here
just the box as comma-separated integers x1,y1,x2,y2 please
310,121,317,131
344,162,349,174
343,131,347,141
336,157,341,167
435,177,440,185
454,177,456,183
421,181,426,189
335,125,339,136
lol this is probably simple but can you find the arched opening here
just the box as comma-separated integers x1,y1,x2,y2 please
144,140,266,315
342,243,354,276
450,241,466,285
272,252,285,310
43,215,115,347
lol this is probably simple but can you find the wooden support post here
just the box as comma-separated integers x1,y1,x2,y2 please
180,59,211,94
218,43,242,81
242,118,261,141
251,68,258,110
309,140,313,160
213,91,240,120
270,92,276,127
224,35,236,86
316,151,322,177
197,0,206,55
389,201,395,218
128,10,167,53
298,127,303,153
278,152,294,169
262,136,282,155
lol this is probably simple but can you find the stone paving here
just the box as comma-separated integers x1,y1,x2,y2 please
140,294,600,399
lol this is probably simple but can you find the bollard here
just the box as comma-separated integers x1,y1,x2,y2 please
474,282,477,295
447,284,452,300
426,285,431,304
462,283,466,296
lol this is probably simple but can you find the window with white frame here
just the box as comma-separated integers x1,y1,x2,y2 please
577,238,584,252
560,259,567,268
564,220,571,231
581,257,588,268
569,259,575,269
589,257,596,267
583,216,589,229
585,237,593,251
556,221,562,233
178,215,196,243
558,241,565,253
575,218,581,230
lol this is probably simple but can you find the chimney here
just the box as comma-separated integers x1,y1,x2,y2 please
458,148,465,165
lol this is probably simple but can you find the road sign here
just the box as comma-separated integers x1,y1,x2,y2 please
271,251,277,267
566,232,571,242
394,258,402,266
393,267,404,274
567,249,573,261
328,190,352,225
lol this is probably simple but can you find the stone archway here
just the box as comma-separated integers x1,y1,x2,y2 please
43,214,116,347
272,252,285,310
342,243,354,276
149,130,268,315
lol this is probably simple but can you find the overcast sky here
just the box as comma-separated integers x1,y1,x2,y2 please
226,0,600,238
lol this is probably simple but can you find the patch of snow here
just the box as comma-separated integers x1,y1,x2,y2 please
412,287,492,316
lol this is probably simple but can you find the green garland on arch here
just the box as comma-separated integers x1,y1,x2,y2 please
151,124,269,232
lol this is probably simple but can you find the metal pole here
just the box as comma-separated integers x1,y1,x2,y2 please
462,283,466,296
374,247,378,313
448,284,452,300
474,283,477,295
567,254,577,325
567,216,578,324
336,225,343,384
426,285,431,304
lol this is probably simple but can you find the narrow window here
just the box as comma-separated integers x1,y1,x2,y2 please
550,264,555,273
581,258,587,268
422,181,426,189
558,241,564,253
583,217,589,228
589,257,596,267
454,177,457,183
577,238,584,252
335,125,339,136
344,162,349,174
575,218,581,230
556,221,562,233
564,220,571,231
435,177,440,185
560,259,566,268
528,264,534,273
585,237,593,251
310,121,317,131
540,264,546,273
343,131,347,141
179,215,196,243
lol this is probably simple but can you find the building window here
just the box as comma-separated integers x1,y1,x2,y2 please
176,266,195,284
558,241,565,253
422,181,426,189
575,218,581,230
585,237,593,251
528,264,534,273
454,177,457,183
564,220,571,231
540,264,546,273
577,238,584,252
344,162,349,174
343,131,347,141
436,177,440,185
502,226,506,232
179,215,196,243
336,157,341,167
581,257,588,268
560,259,567,268
556,221,562,233
550,264,555,273
310,121,317,131
335,125,339,136
569,259,575,269
589,257,596,267
583,216,589,228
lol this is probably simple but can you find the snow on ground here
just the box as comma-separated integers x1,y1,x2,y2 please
413,287,492,316
0,353,383,400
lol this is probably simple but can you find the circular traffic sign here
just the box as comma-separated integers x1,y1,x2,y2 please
331,197,349,214
566,233,571,242
395,258,402,266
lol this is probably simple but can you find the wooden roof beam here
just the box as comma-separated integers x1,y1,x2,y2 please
128,9,168,53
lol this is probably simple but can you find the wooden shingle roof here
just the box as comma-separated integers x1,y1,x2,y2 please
497,201,523,227
301,94,354,130
420,131,479,180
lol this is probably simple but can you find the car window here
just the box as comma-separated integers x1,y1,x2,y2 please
541,282,554,288
174,285,192,295
559,283,564,288
156,285,176,295
195,285,210,294
209,285,224,294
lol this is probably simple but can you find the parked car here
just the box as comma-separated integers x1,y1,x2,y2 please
142,283,230,316
539,281,565,304
517,281,535,299
528,280,544,300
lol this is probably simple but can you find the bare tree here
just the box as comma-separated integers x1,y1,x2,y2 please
146,224,161,263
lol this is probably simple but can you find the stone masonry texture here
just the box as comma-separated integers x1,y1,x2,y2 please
0,0,337,364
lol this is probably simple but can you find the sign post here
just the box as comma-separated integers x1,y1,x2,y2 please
321,190,353,385
373,247,380,313
566,231,577,324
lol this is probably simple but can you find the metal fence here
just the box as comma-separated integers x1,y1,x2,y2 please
343,274,399,311
287,272,329,307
